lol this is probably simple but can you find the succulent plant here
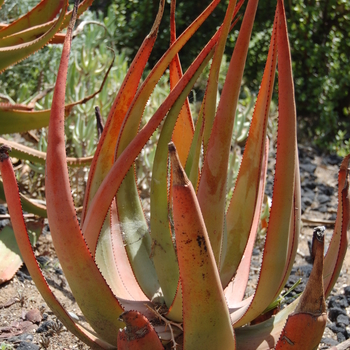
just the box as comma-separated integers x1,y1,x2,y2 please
1,0,349,349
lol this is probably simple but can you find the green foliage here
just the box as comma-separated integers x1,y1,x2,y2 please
94,0,350,150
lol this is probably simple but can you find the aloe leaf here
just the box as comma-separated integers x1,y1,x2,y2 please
44,5,126,344
113,1,221,297
115,0,220,160
0,54,112,135
185,106,204,187
81,0,165,223
81,6,224,268
198,0,260,266
275,226,327,349
169,0,194,165
231,0,298,327
0,0,63,39
201,0,238,152
324,154,350,296
0,179,47,217
0,0,67,73
224,139,268,305
0,147,116,350
0,137,93,167
150,49,211,308
117,311,164,350
95,200,148,301
0,226,23,284
0,0,94,43
169,143,236,349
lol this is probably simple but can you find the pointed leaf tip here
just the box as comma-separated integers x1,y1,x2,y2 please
168,142,189,186
0,144,11,161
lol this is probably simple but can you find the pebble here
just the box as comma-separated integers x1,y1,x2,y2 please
16,342,40,350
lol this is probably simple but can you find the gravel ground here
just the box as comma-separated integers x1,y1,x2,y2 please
0,145,350,349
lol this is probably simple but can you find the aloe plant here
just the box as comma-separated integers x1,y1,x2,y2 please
0,0,349,349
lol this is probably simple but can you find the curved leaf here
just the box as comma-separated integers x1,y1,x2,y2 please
169,143,236,349
0,0,67,72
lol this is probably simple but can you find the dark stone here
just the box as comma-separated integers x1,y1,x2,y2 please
320,337,339,346
337,332,347,343
16,342,40,350
329,307,348,322
252,248,260,256
327,323,346,334
54,267,63,275
0,219,10,230
318,194,330,204
36,320,55,333
328,294,349,309
36,256,50,266
343,286,350,298
42,224,50,235
316,205,328,213
16,270,32,282
337,314,350,326
323,153,342,166
0,204,7,214
7,333,34,343
300,162,317,173
318,184,334,196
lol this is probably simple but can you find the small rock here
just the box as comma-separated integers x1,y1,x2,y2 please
318,194,330,204
7,333,34,344
17,342,40,350
36,320,55,333
337,332,347,343
16,270,32,282
337,314,350,326
329,295,349,309
320,337,339,347
329,307,348,322
25,309,42,324
327,323,346,335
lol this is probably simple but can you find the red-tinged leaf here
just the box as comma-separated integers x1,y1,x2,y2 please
198,0,258,266
169,143,236,349
0,0,63,39
115,0,221,160
324,154,350,296
0,0,67,73
275,313,327,349
0,0,94,46
112,1,222,297
117,311,164,350
81,14,223,266
169,0,194,165
219,1,275,280
0,147,116,350
201,0,239,152
235,226,326,349
95,200,148,301
275,226,327,349
231,0,298,327
150,51,211,308
81,0,165,224
224,139,268,305
45,4,125,345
